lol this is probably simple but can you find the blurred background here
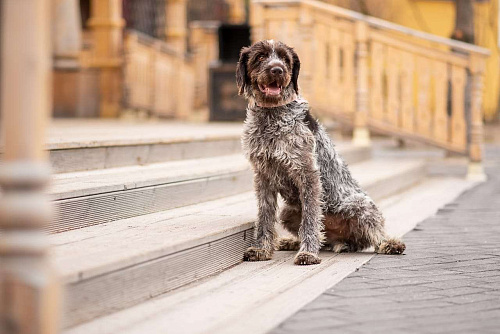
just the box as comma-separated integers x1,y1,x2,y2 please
1,1,500,333
39,0,500,122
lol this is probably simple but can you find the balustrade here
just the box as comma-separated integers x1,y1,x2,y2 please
252,0,489,179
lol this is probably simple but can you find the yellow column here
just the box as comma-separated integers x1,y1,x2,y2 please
165,0,187,54
0,0,60,333
352,21,371,147
88,0,125,117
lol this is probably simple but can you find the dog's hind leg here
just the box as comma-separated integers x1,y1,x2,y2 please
276,204,301,251
338,193,406,255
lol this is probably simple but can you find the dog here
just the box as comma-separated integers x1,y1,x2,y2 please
236,40,405,265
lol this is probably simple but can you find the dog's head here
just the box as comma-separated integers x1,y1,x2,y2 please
236,40,300,107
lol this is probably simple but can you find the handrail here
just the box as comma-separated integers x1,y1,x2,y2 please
253,0,490,56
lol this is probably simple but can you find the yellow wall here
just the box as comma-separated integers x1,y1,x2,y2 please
325,0,499,121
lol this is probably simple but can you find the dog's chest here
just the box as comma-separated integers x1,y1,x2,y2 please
243,115,308,163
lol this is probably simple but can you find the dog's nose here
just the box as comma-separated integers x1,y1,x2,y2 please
271,66,283,75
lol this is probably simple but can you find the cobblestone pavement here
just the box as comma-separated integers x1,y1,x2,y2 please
271,166,500,334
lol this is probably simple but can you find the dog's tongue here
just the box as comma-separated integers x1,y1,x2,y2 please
266,86,281,95
266,82,281,96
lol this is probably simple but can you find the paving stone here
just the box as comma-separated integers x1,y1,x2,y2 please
271,162,500,334
444,293,499,305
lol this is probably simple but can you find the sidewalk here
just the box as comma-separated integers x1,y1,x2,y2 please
271,160,500,333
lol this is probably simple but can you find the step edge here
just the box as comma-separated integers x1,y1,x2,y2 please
51,163,251,201
60,219,255,284
47,134,243,151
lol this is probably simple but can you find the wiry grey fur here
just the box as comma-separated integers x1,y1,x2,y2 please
237,40,405,265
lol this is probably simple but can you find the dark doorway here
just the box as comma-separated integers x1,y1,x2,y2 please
80,0,91,29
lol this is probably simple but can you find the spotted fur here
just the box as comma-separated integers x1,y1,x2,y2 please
237,41,405,265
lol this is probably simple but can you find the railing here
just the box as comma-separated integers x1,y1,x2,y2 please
123,30,195,118
251,0,489,178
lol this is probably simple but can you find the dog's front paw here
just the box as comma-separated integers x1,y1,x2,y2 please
243,247,273,261
294,251,321,265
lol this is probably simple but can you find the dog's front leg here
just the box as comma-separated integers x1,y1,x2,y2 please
243,172,277,261
291,159,324,265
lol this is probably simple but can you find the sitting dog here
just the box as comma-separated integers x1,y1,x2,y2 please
237,40,405,265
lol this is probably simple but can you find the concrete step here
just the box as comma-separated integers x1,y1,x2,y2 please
48,124,243,173
63,176,477,334
49,143,371,234
46,120,370,173
51,158,426,329
49,155,252,233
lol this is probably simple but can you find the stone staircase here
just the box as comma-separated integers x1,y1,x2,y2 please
44,121,474,333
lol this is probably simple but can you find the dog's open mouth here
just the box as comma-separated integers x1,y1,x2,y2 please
258,81,282,96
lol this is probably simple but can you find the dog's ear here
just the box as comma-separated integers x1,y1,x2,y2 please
290,47,301,95
236,47,251,96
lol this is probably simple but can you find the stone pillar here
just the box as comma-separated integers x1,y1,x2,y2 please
88,0,125,117
165,0,187,54
249,1,265,43
52,0,82,69
227,0,246,24
467,55,487,181
190,21,220,109
52,0,86,117
352,20,371,147
0,1,61,333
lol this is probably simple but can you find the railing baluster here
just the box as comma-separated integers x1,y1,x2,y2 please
432,60,449,144
353,20,370,147
450,65,467,148
417,57,432,137
329,28,340,111
386,47,400,126
369,41,384,122
400,51,414,132
342,31,356,116
0,1,61,333
314,23,327,108
467,55,487,181
297,3,314,100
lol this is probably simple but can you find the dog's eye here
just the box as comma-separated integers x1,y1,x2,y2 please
258,56,266,61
